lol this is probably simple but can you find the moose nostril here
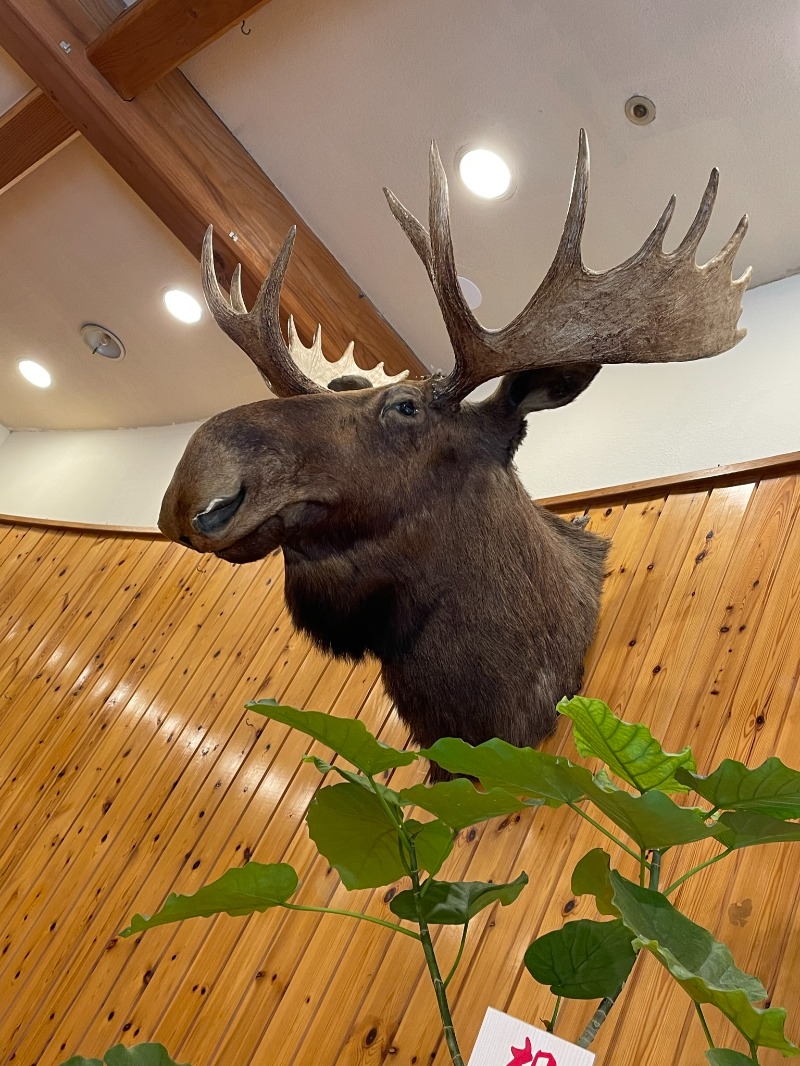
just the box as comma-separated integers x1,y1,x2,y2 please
192,486,246,535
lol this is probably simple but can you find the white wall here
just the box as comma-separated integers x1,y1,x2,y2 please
0,274,798,527
0,422,199,528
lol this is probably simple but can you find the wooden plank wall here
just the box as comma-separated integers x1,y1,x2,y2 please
1,464,800,1066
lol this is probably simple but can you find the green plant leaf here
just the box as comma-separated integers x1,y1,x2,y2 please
714,810,800,850
403,818,455,878
677,758,800,819
247,702,417,774
307,782,408,889
420,737,592,806
575,861,799,1054
571,849,619,916
583,779,719,850
706,1052,759,1066
399,779,532,831
303,755,402,806
559,696,696,793
120,863,298,936
389,873,528,925
524,918,637,999
105,1046,190,1066
58,1047,191,1066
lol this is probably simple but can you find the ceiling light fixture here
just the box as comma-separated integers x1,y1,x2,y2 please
18,359,52,388
164,289,202,324
625,95,656,125
457,148,513,199
81,323,126,360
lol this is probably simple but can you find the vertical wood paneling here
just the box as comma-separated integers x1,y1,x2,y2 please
2,468,800,1066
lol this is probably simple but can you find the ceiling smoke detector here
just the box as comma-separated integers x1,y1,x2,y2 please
81,323,126,360
625,95,656,126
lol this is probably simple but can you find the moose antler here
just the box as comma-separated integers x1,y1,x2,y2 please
201,226,323,398
384,130,751,407
202,227,408,396
286,318,409,389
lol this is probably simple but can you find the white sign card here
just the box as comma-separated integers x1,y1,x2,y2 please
468,1007,596,1066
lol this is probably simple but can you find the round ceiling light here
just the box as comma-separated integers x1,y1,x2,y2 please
458,148,513,199
81,323,125,360
164,289,202,324
18,359,52,388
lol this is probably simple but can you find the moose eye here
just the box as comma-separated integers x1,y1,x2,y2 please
394,400,418,417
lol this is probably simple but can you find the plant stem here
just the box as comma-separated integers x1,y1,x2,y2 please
578,992,621,1048
408,839,464,1066
639,849,647,888
695,1003,715,1048
577,849,661,1049
567,802,644,864
547,996,563,1034
443,924,469,990
650,849,661,892
664,848,732,896
281,903,420,940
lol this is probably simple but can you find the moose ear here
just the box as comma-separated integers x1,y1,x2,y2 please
488,364,601,416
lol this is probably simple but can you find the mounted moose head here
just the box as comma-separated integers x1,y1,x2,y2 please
159,132,749,779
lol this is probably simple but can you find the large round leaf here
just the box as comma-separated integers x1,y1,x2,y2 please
558,696,696,793
524,918,637,999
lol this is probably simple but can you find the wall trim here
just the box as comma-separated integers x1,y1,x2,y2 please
3,449,800,534
539,450,800,510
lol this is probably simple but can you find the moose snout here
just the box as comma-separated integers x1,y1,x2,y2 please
192,486,247,536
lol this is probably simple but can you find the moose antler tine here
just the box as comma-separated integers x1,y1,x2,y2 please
629,195,677,265
201,225,233,316
383,186,434,277
552,128,590,273
230,264,247,312
675,168,719,259
709,213,750,272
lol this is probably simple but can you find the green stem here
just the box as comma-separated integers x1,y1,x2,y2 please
577,991,621,1048
639,849,647,888
368,774,413,874
695,1003,715,1049
664,848,733,897
567,801,644,864
443,923,469,990
577,849,661,1049
547,996,563,1034
650,849,661,892
408,839,464,1066
282,903,420,940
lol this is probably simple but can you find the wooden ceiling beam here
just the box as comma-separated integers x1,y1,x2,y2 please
86,0,276,101
0,0,425,379
0,88,78,195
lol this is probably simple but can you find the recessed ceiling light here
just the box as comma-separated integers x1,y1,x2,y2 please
81,323,126,360
458,148,513,199
164,289,202,323
18,359,52,388
458,275,482,310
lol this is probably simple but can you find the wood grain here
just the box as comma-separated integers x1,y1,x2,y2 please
2,470,800,1065
0,0,425,380
0,87,77,194
87,0,275,100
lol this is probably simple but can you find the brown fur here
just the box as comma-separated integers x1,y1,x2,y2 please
159,368,609,780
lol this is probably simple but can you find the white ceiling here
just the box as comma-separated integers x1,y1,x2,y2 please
3,0,800,430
